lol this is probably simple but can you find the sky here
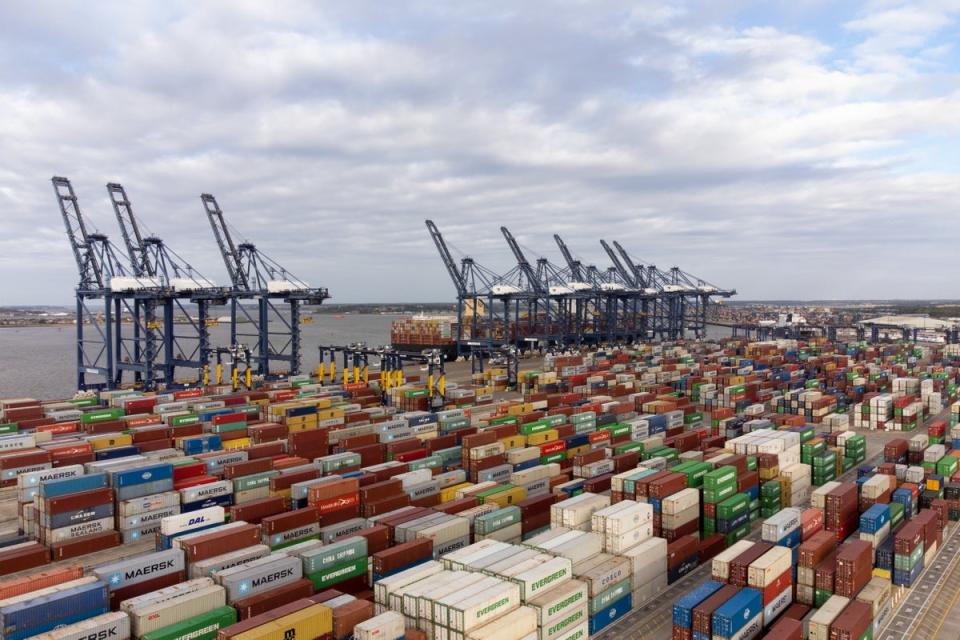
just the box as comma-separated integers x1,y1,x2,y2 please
1,0,959,305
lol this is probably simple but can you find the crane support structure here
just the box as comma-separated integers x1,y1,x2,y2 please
425,220,735,356
202,193,329,378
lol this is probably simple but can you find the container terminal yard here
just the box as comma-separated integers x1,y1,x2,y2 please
3,180,960,640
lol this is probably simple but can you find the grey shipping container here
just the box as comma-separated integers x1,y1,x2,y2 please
92,548,185,591
189,544,271,579
215,554,302,602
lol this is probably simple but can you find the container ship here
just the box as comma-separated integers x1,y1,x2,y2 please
390,313,459,359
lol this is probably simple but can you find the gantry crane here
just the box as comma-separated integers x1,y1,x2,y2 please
53,176,149,390
108,183,228,387
500,226,578,347
556,235,640,344
202,193,329,378
426,220,516,357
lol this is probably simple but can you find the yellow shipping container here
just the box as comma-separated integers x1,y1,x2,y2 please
873,568,891,580
440,482,474,503
484,486,527,507
527,430,559,446
566,444,590,459
224,437,251,451
270,488,292,501
89,434,133,450
499,435,526,450
232,603,333,640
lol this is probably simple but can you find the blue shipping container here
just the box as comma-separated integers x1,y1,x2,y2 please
672,580,723,629
112,464,174,488
40,473,108,499
860,504,890,534
182,435,222,455
589,593,631,635
181,494,233,512
95,446,141,461
712,588,762,638
0,581,108,640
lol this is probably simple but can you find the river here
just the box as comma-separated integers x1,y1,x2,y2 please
0,316,733,400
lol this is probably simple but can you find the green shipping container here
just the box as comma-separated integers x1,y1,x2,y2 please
521,421,551,436
815,589,833,607
169,414,200,427
0,423,18,434
541,452,566,465
81,408,124,423
139,606,237,640
308,556,368,590
725,522,751,546
703,466,737,490
614,441,643,456
233,471,278,492
716,493,750,520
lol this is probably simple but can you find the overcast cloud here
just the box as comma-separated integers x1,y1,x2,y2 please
1,0,958,304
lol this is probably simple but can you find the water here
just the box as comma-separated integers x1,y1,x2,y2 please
0,315,735,401
0,314,400,400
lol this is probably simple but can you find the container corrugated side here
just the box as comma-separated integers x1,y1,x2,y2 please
93,548,185,592
28,611,130,640
449,581,521,632
525,579,589,627
466,605,537,640
353,611,404,640
190,546,271,579
139,605,237,640
128,584,226,637
228,602,332,640
373,560,443,606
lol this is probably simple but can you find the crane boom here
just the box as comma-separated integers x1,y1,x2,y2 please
107,183,154,277
553,234,583,281
612,241,650,289
500,226,545,295
425,220,467,296
600,240,636,287
53,176,107,290
202,193,248,291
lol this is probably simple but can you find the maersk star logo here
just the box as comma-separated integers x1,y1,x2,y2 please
239,581,250,594
109,572,122,586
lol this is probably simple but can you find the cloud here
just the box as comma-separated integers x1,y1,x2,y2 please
0,0,958,305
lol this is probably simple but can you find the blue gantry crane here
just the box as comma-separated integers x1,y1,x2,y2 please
54,176,161,390
202,193,329,378
427,220,735,356
107,183,228,387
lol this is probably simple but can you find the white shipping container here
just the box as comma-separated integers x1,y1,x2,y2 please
762,586,792,626
548,532,603,564
808,595,849,640
449,582,521,632
512,556,574,600
761,508,801,543
728,612,763,640
711,540,755,582
604,522,653,554
375,560,444,605
525,579,589,627
467,605,537,640
160,505,225,535
128,585,226,636
662,489,699,516
354,611,405,640
660,506,699,530
27,611,130,640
